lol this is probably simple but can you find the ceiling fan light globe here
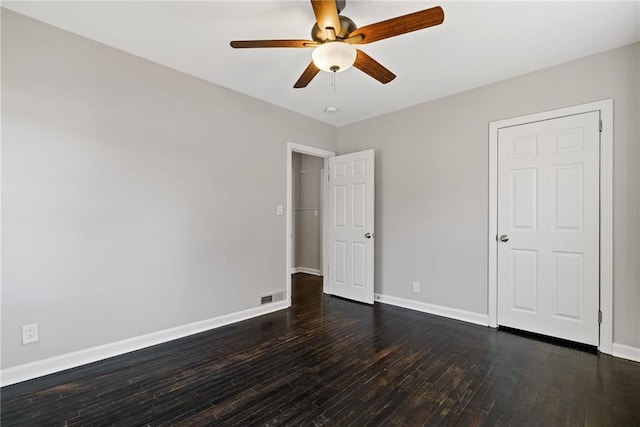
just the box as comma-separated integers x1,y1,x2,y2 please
312,42,356,73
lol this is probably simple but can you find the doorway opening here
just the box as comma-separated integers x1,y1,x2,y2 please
291,152,325,300
286,143,335,306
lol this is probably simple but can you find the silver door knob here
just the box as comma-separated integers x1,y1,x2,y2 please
365,232,373,239
499,234,509,242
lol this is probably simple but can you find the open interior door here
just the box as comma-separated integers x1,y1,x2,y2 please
327,150,375,304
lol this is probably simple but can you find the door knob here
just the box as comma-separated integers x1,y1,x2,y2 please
365,232,373,239
499,234,509,242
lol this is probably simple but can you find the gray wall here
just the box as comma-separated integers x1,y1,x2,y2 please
3,9,639,373
338,43,640,348
1,11,337,369
292,153,323,271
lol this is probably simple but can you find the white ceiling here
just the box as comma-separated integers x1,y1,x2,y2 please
4,1,640,126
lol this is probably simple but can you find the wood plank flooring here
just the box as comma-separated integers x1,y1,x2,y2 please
2,273,640,425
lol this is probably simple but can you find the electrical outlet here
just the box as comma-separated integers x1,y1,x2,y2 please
412,281,421,293
22,323,39,345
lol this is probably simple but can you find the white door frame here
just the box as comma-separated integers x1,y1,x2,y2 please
286,142,335,305
488,99,613,354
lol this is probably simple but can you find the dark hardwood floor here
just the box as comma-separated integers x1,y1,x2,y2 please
2,273,640,425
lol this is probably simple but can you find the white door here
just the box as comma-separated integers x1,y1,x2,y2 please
328,150,375,304
497,111,600,345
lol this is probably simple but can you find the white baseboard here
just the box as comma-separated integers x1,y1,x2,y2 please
1,301,289,387
291,267,322,276
375,293,489,327
376,294,638,363
612,343,640,363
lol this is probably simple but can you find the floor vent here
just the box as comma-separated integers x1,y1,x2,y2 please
261,290,285,305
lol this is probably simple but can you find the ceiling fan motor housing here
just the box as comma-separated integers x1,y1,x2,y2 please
311,16,357,42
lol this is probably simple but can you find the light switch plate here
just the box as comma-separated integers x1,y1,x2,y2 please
276,204,284,216
412,281,421,293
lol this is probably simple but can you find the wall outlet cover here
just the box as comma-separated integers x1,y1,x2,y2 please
22,323,39,345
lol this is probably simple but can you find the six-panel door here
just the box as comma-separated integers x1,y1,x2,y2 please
497,111,600,345
328,150,375,304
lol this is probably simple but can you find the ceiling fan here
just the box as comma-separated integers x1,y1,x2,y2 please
230,0,444,88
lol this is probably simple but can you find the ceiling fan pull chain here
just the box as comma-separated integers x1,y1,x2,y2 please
332,71,336,94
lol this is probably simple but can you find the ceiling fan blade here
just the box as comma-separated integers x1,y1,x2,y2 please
230,40,318,49
311,0,342,39
353,50,396,84
348,6,444,44
294,61,321,88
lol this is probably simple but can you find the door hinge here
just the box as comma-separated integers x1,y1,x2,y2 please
598,310,603,324
599,119,603,133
